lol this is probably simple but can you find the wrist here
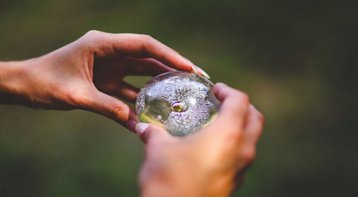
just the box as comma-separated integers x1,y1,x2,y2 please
0,60,31,105
140,169,233,197
141,176,201,197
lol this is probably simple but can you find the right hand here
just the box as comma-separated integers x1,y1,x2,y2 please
137,83,264,197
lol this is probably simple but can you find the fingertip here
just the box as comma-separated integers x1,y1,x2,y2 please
135,123,150,135
214,82,228,90
213,82,229,101
126,118,139,133
135,123,169,144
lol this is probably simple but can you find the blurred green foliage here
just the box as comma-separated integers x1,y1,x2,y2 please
0,0,357,196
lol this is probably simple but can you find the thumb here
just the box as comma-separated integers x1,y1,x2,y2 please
83,90,138,132
135,123,171,144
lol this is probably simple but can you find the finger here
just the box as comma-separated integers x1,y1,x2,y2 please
123,57,176,76
94,80,139,103
243,105,264,146
212,83,250,129
85,31,195,72
239,105,263,167
135,123,171,144
114,81,139,102
82,90,138,132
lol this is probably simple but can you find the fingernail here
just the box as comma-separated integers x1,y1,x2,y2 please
192,65,210,79
135,123,149,135
127,119,138,132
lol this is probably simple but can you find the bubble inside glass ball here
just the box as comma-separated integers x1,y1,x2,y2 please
136,71,220,136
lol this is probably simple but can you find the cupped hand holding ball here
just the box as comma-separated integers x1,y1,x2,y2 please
138,83,264,197
0,30,207,131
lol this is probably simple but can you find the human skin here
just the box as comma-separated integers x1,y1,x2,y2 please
0,30,264,196
0,30,208,131
138,83,264,197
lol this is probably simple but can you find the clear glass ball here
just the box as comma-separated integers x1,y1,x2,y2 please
136,71,220,136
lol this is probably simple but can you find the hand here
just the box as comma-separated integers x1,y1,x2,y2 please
0,30,205,131
137,83,264,197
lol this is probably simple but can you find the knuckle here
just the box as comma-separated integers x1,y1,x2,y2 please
133,34,156,55
227,130,243,142
140,34,157,49
241,148,256,164
110,106,126,122
229,91,250,111
85,30,102,38
229,89,250,104
257,111,265,124
140,34,154,42
253,111,265,134
82,30,104,45
219,123,243,141
237,92,250,104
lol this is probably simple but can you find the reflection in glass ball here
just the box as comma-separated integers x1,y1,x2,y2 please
136,71,220,136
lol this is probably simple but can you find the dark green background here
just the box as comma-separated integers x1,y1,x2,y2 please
0,0,357,196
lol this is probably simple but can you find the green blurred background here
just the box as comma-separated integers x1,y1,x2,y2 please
0,0,357,196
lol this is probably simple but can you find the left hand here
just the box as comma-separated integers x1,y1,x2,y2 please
1,30,198,131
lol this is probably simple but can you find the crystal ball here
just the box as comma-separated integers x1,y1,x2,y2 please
136,71,220,136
